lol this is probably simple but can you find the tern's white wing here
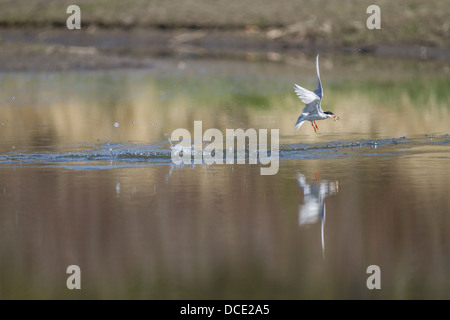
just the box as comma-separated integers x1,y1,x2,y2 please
294,84,320,105
313,54,323,99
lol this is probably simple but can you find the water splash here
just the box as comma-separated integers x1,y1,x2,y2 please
0,135,448,170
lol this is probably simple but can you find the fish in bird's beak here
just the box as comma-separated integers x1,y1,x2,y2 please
333,115,340,121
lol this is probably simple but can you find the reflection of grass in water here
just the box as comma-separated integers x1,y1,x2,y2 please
148,63,449,112
5,65,445,112
330,77,450,109
229,93,271,109
154,75,285,111
1,66,447,146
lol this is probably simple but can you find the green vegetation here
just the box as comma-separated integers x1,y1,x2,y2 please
330,78,450,109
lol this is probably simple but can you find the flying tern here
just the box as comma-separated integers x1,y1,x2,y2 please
294,54,339,132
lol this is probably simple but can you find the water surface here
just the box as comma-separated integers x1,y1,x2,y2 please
0,56,449,299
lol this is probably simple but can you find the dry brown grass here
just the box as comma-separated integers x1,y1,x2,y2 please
0,0,448,47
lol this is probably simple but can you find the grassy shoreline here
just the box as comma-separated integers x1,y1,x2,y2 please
0,0,448,71
0,0,448,47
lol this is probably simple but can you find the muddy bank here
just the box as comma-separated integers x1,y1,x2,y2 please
0,27,449,71
1,0,449,71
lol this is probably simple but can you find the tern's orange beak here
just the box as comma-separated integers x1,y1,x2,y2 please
333,115,340,121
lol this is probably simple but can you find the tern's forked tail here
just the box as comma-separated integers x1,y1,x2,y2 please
295,114,307,130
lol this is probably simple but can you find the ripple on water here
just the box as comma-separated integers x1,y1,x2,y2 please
0,134,448,169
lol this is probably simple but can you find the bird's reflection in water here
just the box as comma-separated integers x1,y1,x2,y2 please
297,172,338,259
